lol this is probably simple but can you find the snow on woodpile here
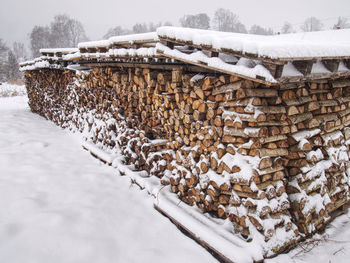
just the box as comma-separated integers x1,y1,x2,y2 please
78,32,158,50
20,48,78,71
62,32,160,62
40,48,78,55
21,27,350,83
109,32,158,44
109,47,157,57
156,43,276,82
157,27,350,59
76,47,157,60
156,27,350,83
19,58,53,71
23,66,304,258
78,39,111,49
20,26,350,260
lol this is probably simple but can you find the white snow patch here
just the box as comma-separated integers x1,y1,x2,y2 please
157,26,350,59
156,43,276,83
281,62,304,77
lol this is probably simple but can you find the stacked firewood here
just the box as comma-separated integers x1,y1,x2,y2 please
23,64,350,255
73,67,170,173
283,80,350,234
147,73,300,248
24,69,75,126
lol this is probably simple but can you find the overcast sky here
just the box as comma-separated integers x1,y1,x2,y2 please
1,0,349,47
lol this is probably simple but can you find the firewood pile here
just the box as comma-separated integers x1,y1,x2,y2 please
152,74,298,247
23,65,300,253
283,80,350,234
20,27,350,257
24,66,172,177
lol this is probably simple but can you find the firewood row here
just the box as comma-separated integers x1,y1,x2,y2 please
282,80,350,234
23,65,350,256
163,77,300,250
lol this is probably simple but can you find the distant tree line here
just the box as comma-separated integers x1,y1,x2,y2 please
27,12,350,60
29,14,88,58
1,10,347,83
103,9,350,41
0,39,27,82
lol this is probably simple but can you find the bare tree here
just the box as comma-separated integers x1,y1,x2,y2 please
235,22,248,34
103,26,130,39
163,21,173,27
148,22,163,32
212,8,246,33
105,21,172,38
49,14,88,48
6,50,20,81
301,17,323,32
30,15,88,58
180,13,210,29
132,23,149,33
66,17,88,46
0,39,9,82
29,25,51,58
333,16,350,29
13,42,27,63
281,22,294,34
249,25,274,35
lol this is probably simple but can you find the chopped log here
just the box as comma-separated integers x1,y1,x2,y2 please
236,88,278,99
259,148,288,157
212,81,243,95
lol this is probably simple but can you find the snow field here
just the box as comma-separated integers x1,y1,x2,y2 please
0,83,26,97
2,95,350,263
0,96,216,263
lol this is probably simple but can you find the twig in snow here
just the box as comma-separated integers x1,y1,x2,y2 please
333,247,344,255
292,237,327,258
327,239,350,244
155,185,166,205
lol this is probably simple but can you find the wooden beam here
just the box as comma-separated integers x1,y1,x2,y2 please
262,62,285,79
158,36,350,67
202,50,218,58
344,59,350,69
292,60,314,76
154,204,238,263
76,60,224,74
278,55,350,62
211,51,219,57
166,41,174,49
157,49,278,86
87,47,97,53
322,59,340,72
332,79,350,88
159,36,285,65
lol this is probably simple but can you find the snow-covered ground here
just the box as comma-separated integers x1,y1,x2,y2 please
0,96,216,263
1,95,350,263
268,213,350,263
0,83,26,97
